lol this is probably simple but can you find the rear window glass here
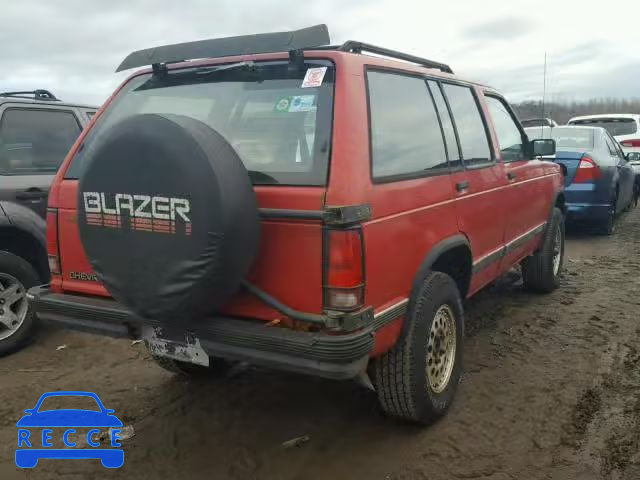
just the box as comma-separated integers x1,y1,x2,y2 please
526,126,594,150
0,108,81,175
568,118,637,136
367,71,448,180
521,118,551,128
66,60,335,185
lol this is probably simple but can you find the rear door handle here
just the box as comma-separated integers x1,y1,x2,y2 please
456,181,470,192
16,190,47,201
507,172,517,180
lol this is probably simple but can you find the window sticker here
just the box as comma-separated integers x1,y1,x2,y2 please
274,97,291,112
301,67,327,88
288,95,316,112
274,95,317,113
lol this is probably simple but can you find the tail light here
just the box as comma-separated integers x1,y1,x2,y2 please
46,208,60,275
621,139,640,148
573,155,601,183
324,229,364,311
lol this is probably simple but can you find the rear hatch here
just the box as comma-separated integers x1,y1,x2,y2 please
51,59,336,319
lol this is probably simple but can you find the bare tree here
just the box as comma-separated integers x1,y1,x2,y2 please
513,99,640,124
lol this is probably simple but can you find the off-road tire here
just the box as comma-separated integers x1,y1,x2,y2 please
0,251,40,356
372,271,464,424
521,207,564,293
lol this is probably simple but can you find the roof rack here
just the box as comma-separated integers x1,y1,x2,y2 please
0,89,59,101
338,41,453,74
116,24,330,72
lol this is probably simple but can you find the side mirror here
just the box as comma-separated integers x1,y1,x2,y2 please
531,138,556,157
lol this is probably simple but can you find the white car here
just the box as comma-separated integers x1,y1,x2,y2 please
567,114,640,156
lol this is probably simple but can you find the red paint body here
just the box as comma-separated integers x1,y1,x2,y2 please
47,50,563,359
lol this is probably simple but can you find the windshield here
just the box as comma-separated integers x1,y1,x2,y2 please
568,118,637,137
65,60,335,185
526,126,594,150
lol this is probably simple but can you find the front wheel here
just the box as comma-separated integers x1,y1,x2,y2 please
372,271,464,424
522,207,565,293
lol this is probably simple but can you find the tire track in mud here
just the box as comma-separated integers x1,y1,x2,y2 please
552,210,640,480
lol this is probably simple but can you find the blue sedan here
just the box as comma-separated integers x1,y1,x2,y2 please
526,126,636,234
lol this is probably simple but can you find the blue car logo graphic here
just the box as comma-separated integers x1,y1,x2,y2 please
16,391,124,468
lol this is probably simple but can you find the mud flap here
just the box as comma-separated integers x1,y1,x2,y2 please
143,326,209,367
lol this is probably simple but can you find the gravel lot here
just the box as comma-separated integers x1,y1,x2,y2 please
1,208,639,480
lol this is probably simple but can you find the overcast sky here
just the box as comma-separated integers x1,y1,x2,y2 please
2,0,638,107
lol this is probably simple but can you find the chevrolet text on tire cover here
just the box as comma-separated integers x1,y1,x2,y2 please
78,114,260,321
30,24,566,425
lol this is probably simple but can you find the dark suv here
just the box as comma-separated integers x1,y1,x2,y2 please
30,26,565,424
0,90,96,354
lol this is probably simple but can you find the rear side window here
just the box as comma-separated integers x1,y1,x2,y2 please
569,118,637,136
604,134,618,155
368,71,447,180
427,80,460,165
442,84,492,166
484,96,525,162
0,108,81,175
66,60,335,185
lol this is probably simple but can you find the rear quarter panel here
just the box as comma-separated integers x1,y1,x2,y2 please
323,56,459,356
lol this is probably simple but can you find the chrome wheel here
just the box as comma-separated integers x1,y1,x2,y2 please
427,304,457,393
552,223,563,276
0,273,28,341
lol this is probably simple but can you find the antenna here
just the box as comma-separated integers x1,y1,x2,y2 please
541,52,547,122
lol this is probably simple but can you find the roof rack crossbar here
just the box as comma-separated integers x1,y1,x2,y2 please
338,41,453,74
0,89,59,101
116,24,330,72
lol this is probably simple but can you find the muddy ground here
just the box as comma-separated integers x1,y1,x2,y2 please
1,209,639,480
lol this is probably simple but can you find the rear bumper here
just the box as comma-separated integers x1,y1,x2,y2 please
28,285,376,380
566,202,610,222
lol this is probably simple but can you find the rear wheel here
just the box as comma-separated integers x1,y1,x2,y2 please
372,271,464,424
598,192,617,235
0,252,40,356
522,207,564,293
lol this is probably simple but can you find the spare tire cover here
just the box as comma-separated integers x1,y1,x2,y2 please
78,113,260,322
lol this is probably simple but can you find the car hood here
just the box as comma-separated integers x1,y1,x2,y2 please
16,410,123,428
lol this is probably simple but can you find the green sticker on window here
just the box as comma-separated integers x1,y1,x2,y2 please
274,97,291,112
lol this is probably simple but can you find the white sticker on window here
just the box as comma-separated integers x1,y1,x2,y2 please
301,67,327,88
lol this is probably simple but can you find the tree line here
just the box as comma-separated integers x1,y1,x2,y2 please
512,99,640,124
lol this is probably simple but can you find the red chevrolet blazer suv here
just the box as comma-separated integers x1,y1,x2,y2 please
29,25,565,424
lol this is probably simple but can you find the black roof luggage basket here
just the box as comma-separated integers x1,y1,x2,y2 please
338,41,453,74
116,24,331,72
0,89,59,101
